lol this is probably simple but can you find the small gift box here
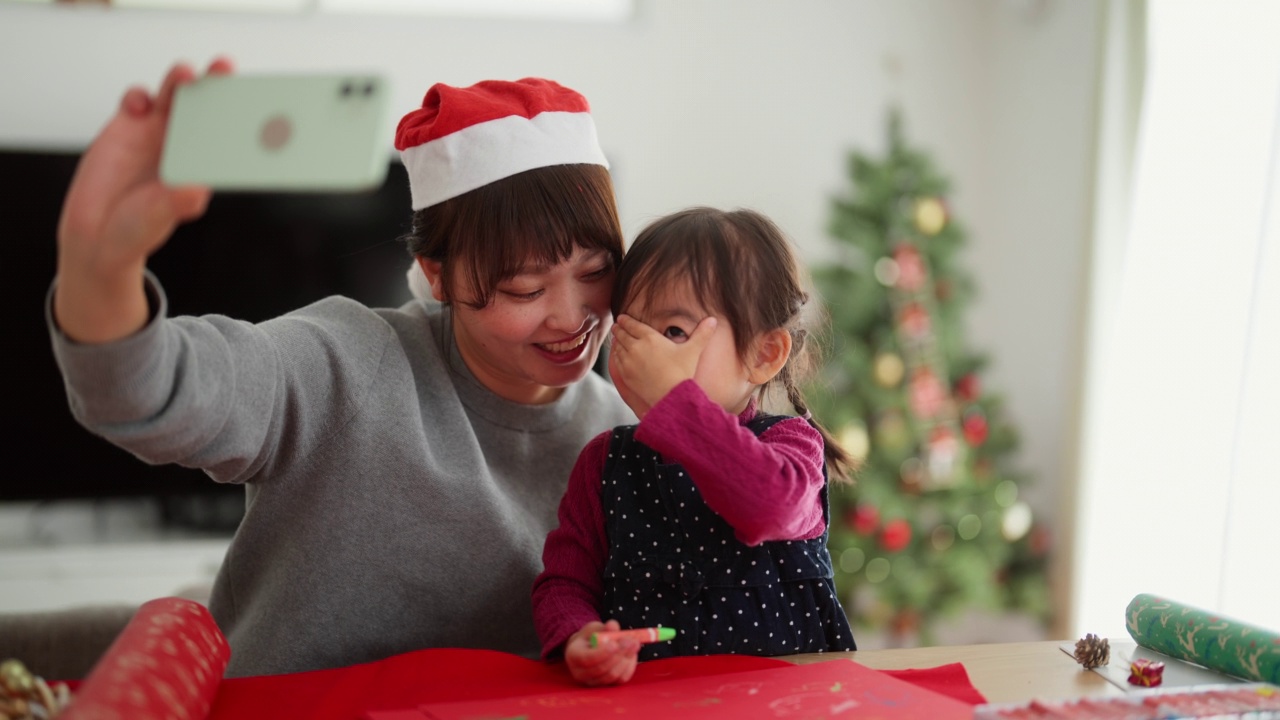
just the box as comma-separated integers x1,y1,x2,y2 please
1128,658,1166,687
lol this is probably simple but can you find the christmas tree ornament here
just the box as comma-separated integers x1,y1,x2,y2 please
908,368,946,419
962,409,989,446
873,353,905,387
873,257,901,287
1073,633,1111,670
837,422,871,460
849,504,880,535
954,373,981,402
0,660,33,696
898,303,931,338
0,659,71,720
1001,502,1033,542
913,196,948,236
893,244,927,291
925,427,960,487
880,519,912,552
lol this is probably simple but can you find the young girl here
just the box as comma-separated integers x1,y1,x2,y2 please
532,206,857,686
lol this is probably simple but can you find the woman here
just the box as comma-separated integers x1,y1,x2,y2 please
48,61,634,678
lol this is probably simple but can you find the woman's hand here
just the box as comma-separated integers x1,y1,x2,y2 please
54,58,233,344
608,314,717,418
563,619,640,686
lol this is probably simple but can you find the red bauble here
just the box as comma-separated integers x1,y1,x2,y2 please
909,368,946,419
893,244,927,291
848,504,880,535
955,373,981,402
962,411,989,446
880,519,912,552
899,303,931,337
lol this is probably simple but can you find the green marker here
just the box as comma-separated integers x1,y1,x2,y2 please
589,626,677,648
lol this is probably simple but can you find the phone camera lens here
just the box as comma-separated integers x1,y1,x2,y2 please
340,81,354,97
362,82,375,96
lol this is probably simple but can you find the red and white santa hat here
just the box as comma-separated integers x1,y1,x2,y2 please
395,77,609,211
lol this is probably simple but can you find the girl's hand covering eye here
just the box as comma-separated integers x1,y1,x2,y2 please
608,313,717,415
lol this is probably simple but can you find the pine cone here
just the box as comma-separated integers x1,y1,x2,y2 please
1074,633,1110,670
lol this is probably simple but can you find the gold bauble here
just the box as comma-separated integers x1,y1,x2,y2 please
913,197,948,236
0,659,34,695
873,352,905,387
837,423,870,461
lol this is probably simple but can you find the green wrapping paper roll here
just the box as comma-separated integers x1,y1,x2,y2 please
1126,593,1280,684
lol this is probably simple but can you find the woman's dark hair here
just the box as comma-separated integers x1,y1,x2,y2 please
403,163,623,308
613,207,855,483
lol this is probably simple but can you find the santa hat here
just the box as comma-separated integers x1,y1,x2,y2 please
395,77,609,211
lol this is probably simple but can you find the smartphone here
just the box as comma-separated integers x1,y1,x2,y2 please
160,73,392,192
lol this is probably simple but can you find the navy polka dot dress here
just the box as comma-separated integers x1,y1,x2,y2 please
600,413,856,660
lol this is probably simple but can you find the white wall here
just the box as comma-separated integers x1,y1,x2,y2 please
0,0,1100,635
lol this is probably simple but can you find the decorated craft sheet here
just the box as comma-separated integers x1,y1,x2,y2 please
405,659,974,720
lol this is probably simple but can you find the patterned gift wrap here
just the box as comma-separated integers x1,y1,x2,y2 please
1126,593,1280,684
61,597,230,720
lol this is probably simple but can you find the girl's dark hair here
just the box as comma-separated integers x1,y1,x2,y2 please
613,207,855,483
402,164,623,308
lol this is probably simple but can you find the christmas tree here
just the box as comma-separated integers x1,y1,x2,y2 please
809,111,1051,645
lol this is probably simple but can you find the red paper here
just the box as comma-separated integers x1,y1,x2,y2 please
374,659,973,720
60,597,229,720
212,650,786,720
884,663,988,705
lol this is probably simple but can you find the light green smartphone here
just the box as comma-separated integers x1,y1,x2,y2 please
160,73,393,192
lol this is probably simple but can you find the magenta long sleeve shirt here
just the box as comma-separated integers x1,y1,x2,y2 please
531,380,829,658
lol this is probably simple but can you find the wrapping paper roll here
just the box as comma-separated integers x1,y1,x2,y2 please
61,597,230,720
1125,593,1280,684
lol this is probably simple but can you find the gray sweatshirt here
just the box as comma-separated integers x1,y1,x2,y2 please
47,276,634,677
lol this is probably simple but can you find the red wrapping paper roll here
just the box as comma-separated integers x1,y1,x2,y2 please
61,597,229,720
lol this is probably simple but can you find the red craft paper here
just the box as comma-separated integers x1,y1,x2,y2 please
376,659,973,720
884,663,988,705
60,597,229,720
211,649,788,720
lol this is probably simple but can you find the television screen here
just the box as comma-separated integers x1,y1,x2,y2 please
3,148,415,506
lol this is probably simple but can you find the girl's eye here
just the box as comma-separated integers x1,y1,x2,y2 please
662,326,689,342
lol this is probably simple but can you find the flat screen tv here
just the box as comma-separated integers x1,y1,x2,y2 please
3,147,416,512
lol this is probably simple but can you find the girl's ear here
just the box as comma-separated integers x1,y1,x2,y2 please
747,328,792,384
416,256,449,303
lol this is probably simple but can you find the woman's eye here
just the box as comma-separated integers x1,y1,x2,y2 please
583,265,612,281
662,326,689,342
502,288,543,301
